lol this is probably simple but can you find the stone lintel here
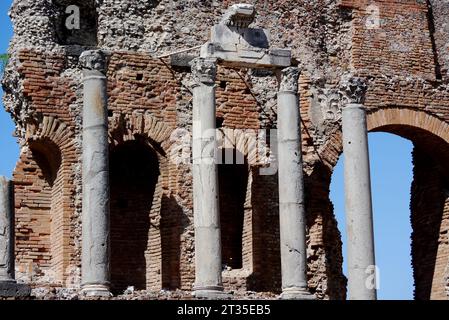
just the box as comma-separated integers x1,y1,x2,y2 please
211,25,270,49
200,42,291,69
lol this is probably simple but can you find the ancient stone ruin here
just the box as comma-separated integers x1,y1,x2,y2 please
1,0,449,300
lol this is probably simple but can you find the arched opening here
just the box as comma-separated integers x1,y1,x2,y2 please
331,132,414,299
328,109,449,300
14,139,63,282
109,140,160,293
218,148,249,270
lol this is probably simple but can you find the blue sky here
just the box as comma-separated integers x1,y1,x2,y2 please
331,132,414,300
0,0,415,299
0,0,17,179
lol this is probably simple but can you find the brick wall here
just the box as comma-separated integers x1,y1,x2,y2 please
341,0,436,79
14,147,53,278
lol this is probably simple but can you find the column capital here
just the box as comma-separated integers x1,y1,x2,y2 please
190,58,217,87
278,67,301,93
339,75,368,104
80,50,108,74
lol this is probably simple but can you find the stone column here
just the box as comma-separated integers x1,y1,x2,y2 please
340,76,377,300
0,177,30,297
277,67,314,300
80,50,112,297
190,57,226,299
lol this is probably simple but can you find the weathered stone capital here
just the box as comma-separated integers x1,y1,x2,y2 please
279,67,300,93
220,3,256,28
190,58,217,86
340,75,368,104
80,50,108,74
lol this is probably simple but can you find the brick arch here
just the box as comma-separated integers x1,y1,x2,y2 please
216,128,279,292
319,107,449,171
109,112,175,155
24,115,76,154
217,128,265,166
15,115,76,284
108,112,187,291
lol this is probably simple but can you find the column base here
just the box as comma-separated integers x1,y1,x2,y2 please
280,287,316,300
81,284,112,298
194,286,230,300
0,280,31,297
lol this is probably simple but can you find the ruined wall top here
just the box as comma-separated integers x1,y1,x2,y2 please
6,0,449,82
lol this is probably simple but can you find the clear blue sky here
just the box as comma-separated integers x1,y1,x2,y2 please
0,0,18,179
0,0,415,299
331,133,414,300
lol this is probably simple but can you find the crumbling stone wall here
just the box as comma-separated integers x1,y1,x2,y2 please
2,0,449,299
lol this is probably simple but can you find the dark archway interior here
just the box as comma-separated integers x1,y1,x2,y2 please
29,139,62,187
218,148,248,270
110,140,159,293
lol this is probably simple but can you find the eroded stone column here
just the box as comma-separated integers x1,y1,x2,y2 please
190,57,226,299
80,50,111,297
0,177,30,297
277,67,314,300
340,76,377,300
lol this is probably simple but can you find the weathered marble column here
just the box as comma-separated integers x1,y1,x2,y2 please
80,50,112,297
340,76,377,300
277,67,314,300
190,57,226,299
0,177,31,297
